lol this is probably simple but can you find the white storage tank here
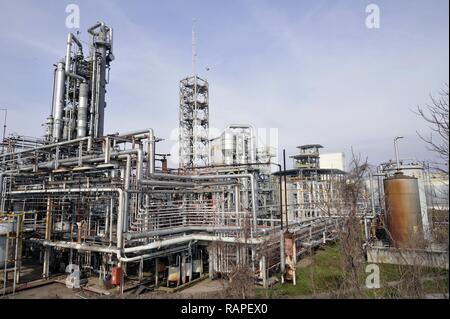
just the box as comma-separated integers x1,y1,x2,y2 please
222,130,235,165
0,221,15,267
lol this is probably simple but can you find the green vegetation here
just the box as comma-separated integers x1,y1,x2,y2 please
257,244,449,298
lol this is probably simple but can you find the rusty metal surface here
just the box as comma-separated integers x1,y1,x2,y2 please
284,231,294,257
283,231,295,281
168,266,179,282
384,173,424,248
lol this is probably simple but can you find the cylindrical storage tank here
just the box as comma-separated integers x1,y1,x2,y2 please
0,222,15,267
167,266,179,283
0,222,15,235
222,130,235,165
383,172,424,248
192,259,203,274
184,262,192,279
77,82,89,138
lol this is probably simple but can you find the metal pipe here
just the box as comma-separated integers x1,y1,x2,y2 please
87,21,105,35
0,136,90,158
65,33,86,81
369,171,376,218
123,234,264,254
125,226,244,240
77,82,89,138
283,149,288,231
226,124,256,162
52,62,66,141
114,128,155,175
0,108,7,153
28,238,116,254
394,136,404,171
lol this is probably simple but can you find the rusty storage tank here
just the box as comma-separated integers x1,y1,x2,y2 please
383,172,424,248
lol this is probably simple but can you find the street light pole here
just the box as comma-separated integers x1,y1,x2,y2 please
394,136,404,171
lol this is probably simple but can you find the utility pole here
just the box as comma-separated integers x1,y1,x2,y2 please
283,149,288,231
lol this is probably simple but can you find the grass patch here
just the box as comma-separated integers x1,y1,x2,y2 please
258,243,449,298
261,244,343,298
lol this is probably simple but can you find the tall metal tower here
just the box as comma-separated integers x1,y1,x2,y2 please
179,20,210,169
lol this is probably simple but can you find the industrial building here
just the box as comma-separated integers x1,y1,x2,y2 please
0,22,340,296
0,22,447,298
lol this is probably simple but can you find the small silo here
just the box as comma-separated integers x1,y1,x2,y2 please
222,130,235,165
0,221,15,267
383,172,424,248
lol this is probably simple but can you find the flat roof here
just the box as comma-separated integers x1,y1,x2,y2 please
272,167,346,177
296,144,323,149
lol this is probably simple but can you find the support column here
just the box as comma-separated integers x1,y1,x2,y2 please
280,230,285,283
154,258,159,288
43,197,53,279
292,240,297,286
260,255,267,288
139,257,144,282
177,255,181,287
208,249,214,279
181,254,186,285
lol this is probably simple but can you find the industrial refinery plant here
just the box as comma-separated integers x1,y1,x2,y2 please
0,14,448,300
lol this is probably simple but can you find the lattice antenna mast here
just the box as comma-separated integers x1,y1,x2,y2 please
179,18,209,169
192,18,199,166
192,18,197,77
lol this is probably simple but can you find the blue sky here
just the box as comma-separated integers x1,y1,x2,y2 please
0,0,448,167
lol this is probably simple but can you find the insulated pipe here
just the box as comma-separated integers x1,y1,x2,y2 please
1,129,153,174
125,226,243,240
369,171,376,219
123,155,131,232
90,22,109,138
89,54,97,138
0,173,3,212
104,137,111,164
0,137,90,158
52,62,66,141
10,187,126,265
226,124,256,162
87,21,105,35
141,173,257,230
109,28,114,54
77,82,89,138
4,147,144,178
140,180,196,187
119,244,190,263
8,187,125,251
115,128,155,175
28,238,116,254
125,223,331,262
123,234,264,254
65,33,86,81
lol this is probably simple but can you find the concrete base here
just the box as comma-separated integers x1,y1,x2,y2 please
367,246,449,270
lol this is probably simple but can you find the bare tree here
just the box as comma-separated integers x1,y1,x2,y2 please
335,150,369,298
415,85,449,249
415,84,449,173
218,214,256,299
